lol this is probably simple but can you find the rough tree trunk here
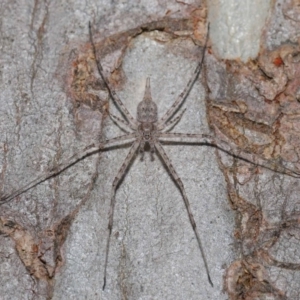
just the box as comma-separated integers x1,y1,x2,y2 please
1,0,300,299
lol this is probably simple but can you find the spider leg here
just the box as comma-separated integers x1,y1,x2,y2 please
154,141,213,287
158,133,300,178
89,22,137,130
158,132,215,143
109,112,132,133
156,24,209,130
102,133,137,149
162,108,186,133
103,139,140,290
0,133,137,205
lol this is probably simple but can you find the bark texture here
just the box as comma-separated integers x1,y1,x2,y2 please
1,0,300,299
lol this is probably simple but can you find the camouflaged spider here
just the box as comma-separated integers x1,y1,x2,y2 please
0,22,214,289
88,23,214,289
2,20,300,293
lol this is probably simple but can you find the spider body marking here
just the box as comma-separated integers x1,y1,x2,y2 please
136,78,158,159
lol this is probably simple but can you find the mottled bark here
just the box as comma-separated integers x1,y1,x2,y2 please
1,1,300,299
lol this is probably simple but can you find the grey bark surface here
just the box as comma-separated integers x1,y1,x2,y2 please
1,0,300,300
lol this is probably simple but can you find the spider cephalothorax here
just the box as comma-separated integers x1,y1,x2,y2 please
137,78,158,158
137,77,158,123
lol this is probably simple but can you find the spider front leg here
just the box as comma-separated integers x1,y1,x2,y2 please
163,108,186,132
109,112,132,133
103,139,140,290
89,23,137,130
154,141,213,287
156,24,209,130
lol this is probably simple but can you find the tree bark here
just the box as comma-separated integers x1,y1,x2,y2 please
1,0,300,299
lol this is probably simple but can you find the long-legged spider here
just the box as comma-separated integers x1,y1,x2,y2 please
2,22,299,291
88,22,214,289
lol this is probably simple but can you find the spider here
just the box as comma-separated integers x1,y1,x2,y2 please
1,22,299,291
87,22,214,289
